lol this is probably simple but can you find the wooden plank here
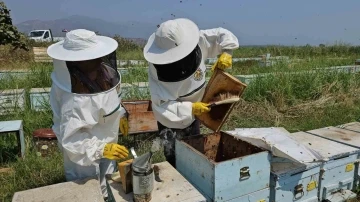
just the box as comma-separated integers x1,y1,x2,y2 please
306,126,360,149
12,178,104,202
338,122,360,133
33,50,47,53
107,161,206,202
118,159,133,194
291,131,359,159
32,47,47,50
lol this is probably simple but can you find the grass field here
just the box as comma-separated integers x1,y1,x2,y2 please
1,43,360,201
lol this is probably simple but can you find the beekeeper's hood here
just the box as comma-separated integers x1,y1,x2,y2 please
47,29,119,94
144,18,202,83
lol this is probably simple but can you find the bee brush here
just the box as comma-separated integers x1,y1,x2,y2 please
208,93,240,108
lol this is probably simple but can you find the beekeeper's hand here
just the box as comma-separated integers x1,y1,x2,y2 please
103,143,129,160
192,102,211,116
211,52,232,71
119,117,129,136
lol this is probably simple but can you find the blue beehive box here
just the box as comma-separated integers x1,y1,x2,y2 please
291,131,358,201
176,132,271,202
270,157,321,202
337,122,360,189
307,125,360,197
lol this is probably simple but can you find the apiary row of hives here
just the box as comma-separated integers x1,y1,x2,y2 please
174,71,359,201
171,68,360,202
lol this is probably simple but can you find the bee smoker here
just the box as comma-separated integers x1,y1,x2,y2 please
131,150,154,202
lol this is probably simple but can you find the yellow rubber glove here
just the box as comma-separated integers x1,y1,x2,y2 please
119,117,129,136
192,102,211,116
211,52,232,71
103,143,129,160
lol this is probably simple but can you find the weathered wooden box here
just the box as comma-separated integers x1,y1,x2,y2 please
121,100,157,135
176,132,271,202
0,89,25,115
270,157,321,202
291,131,358,201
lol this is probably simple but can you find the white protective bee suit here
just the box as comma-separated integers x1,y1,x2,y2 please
144,19,239,130
47,29,126,197
144,19,239,167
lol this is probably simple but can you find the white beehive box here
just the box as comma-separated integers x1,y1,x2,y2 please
29,88,51,111
336,122,360,189
291,131,358,201
270,157,321,202
176,132,271,202
308,125,360,190
227,127,325,202
0,89,25,115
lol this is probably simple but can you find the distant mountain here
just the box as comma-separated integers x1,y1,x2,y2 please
15,15,154,46
15,15,328,47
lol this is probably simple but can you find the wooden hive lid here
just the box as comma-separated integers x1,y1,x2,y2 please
196,69,247,132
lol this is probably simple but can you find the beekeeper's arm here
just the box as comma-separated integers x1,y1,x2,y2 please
200,27,239,70
149,80,209,129
50,85,127,166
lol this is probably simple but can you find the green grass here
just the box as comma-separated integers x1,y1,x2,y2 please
2,43,360,201
229,57,356,75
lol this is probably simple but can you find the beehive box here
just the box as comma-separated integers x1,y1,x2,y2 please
175,69,271,202
122,100,157,135
307,125,360,190
176,132,270,202
0,89,25,115
336,122,360,189
291,131,358,201
270,157,321,202
29,88,51,111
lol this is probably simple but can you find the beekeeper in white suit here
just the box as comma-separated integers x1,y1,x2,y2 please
144,18,239,167
47,29,129,199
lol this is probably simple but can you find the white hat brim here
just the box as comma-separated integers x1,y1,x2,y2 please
143,18,200,65
47,36,118,61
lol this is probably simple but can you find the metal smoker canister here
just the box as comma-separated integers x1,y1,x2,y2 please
132,151,154,202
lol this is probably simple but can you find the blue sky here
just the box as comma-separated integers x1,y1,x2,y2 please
4,0,360,45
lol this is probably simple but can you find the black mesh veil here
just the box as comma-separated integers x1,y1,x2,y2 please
153,45,202,82
66,50,119,94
